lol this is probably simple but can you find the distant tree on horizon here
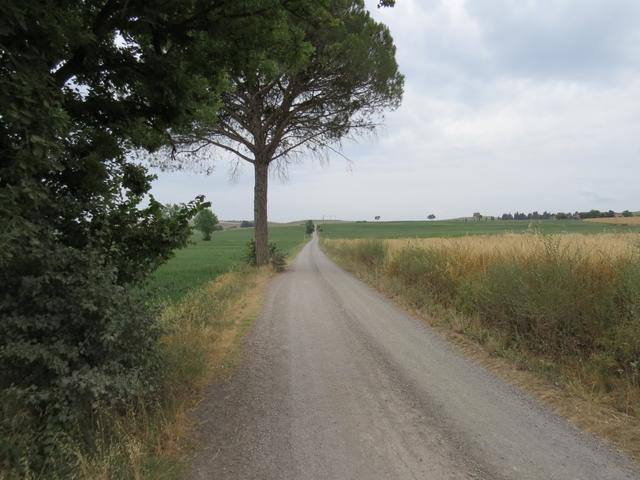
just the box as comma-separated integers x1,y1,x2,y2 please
427,214,436,220
375,216,381,221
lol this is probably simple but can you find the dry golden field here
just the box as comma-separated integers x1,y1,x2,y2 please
387,232,640,267
585,217,640,225
328,233,640,272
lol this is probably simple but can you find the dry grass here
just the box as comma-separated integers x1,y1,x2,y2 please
329,233,640,288
323,232,640,461
74,267,272,480
585,217,640,225
330,232,640,259
432,321,640,461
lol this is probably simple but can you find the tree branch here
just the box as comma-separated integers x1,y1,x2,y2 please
204,139,254,163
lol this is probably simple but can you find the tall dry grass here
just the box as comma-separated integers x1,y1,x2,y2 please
585,217,640,225
324,234,640,417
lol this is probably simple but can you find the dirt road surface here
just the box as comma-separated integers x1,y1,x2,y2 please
189,234,639,480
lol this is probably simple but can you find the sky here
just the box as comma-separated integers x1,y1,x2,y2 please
149,0,640,221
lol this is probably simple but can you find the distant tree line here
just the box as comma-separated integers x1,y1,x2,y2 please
500,209,634,220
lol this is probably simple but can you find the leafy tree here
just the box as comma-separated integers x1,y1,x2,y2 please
622,210,633,217
305,220,315,235
172,0,403,264
0,0,326,470
375,216,382,221
195,208,220,240
579,209,603,219
240,220,255,228
427,214,436,220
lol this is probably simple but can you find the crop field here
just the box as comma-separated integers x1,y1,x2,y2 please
319,219,640,239
381,233,640,260
585,217,640,225
147,225,308,302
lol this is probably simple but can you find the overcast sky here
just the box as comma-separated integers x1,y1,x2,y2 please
149,0,640,221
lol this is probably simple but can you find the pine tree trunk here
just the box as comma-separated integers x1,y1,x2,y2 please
254,161,269,266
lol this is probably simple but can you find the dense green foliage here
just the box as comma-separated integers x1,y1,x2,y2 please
305,220,315,235
320,219,640,239
194,208,220,241
0,0,346,475
0,1,238,467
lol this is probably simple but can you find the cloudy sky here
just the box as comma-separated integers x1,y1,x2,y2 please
150,0,640,221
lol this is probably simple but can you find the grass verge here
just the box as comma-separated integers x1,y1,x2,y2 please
322,234,640,460
0,266,273,480
72,266,272,479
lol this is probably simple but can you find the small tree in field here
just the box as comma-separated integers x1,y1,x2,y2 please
427,214,436,220
195,208,219,240
173,1,403,264
375,216,381,221
305,220,315,235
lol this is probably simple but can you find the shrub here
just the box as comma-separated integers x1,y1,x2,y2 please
465,240,621,359
0,243,161,474
351,240,388,272
388,247,455,305
243,239,286,272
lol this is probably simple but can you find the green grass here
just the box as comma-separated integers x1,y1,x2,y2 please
320,219,640,239
146,225,308,302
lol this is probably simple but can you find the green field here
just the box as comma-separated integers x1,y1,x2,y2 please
319,219,640,239
146,219,640,302
146,225,309,302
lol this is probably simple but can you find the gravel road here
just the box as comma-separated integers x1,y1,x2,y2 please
189,233,639,480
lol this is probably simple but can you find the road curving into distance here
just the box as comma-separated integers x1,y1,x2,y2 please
189,233,639,480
